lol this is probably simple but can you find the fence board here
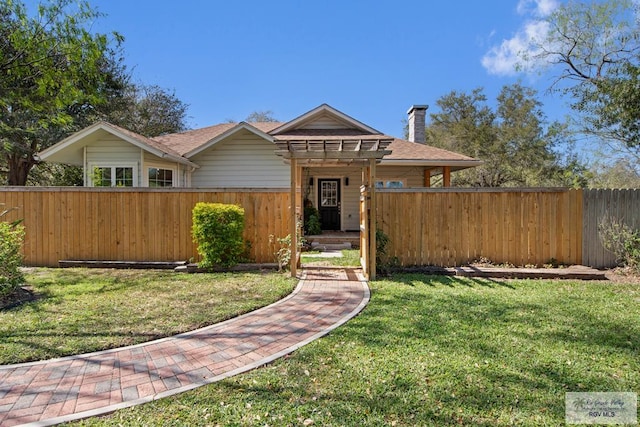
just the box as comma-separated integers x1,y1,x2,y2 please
582,189,640,268
376,188,584,267
3,187,638,269
0,188,290,267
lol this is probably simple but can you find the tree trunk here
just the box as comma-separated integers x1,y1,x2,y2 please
6,154,34,186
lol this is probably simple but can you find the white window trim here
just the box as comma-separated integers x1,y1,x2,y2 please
88,162,139,187
144,163,178,187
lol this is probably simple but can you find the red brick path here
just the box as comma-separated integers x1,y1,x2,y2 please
0,268,369,426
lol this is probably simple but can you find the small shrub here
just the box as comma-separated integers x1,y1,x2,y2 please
303,206,322,235
270,234,293,271
376,228,399,274
0,206,25,296
306,214,322,236
599,214,640,271
376,228,390,265
270,221,305,271
192,203,245,269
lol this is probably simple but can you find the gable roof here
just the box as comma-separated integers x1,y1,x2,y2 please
270,104,381,135
37,122,198,167
153,122,282,157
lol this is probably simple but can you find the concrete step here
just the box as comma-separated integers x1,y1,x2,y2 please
310,241,352,251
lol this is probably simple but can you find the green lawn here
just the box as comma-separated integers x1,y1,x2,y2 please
72,274,640,426
0,268,296,364
301,249,361,267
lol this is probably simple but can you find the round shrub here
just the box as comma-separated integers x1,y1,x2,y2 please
192,202,245,269
0,221,25,296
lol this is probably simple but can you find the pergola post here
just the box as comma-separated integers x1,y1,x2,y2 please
369,158,377,280
443,166,451,187
290,158,297,277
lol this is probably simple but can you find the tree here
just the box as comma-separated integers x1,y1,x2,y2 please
427,88,500,186
0,0,123,185
589,157,640,189
427,84,586,187
106,84,189,137
496,83,565,186
245,110,278,122
526,0,640,181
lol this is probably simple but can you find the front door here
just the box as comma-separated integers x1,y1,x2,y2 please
318,179,341,230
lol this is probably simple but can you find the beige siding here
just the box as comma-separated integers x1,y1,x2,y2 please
190,130,290,188
85,138,142,186
142,152,187,187
376,165,425,187
300,116,350,130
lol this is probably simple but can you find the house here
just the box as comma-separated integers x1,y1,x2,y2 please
38,104,481,232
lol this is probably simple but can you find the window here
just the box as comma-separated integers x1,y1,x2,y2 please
320,180,338,207
90,164,136,187
93,167,112,187
148,167,174,187
375,179,406,189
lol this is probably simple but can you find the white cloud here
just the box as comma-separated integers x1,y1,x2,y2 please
517,0,559,17
482,1,558,76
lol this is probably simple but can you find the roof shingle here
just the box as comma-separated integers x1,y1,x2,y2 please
146,120,478,165
152,122,283,156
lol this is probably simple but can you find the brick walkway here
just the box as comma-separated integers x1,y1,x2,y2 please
0,268,369,427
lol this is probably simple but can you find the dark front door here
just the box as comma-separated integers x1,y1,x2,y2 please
318,179,341,230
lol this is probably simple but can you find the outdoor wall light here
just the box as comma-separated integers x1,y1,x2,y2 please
309,177,313,186
345,177,349,186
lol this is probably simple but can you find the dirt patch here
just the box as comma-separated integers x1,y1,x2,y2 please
604,267,640,284
1,286,39,310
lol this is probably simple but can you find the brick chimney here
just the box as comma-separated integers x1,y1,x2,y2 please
407,105,428,144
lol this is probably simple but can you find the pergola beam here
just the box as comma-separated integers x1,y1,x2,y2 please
275,151,391,160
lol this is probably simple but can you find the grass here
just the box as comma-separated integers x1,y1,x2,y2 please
0,268,296,364
72,274,640,426
301,249,361,267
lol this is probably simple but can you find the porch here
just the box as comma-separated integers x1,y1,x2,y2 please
305,231,360,251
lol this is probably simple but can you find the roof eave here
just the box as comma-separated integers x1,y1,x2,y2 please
161,153,200,168
38,121,108,160
380,159,484,168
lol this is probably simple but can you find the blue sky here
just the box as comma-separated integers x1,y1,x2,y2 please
79,0,566,136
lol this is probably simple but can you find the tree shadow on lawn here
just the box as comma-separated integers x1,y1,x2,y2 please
187,353,567,426
350,277,639,409
184,377,520,426
386,273,515,289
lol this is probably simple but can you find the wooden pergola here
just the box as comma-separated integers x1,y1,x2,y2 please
275,138,392,279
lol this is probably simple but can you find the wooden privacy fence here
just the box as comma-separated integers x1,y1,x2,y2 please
376,188,640,268
582,188,640,268
0,188,290,267
1,187,638,268
376,188,584,267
